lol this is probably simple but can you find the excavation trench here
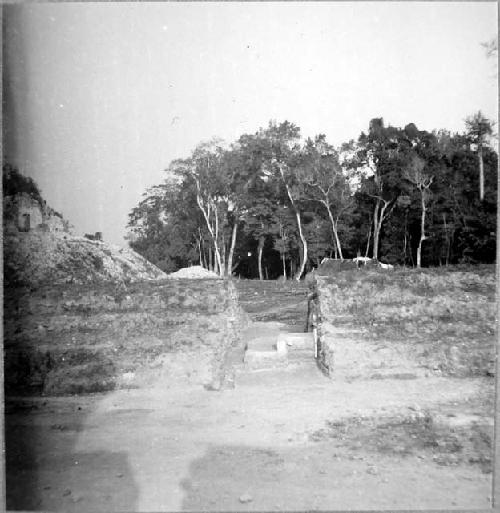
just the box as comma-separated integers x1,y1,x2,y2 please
5,278,494,511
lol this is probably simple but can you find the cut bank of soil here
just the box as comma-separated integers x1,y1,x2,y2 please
6,279,494,511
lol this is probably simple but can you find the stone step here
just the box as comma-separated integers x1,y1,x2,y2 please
241,325,317,372
277,332,315,351
244,349,288,371
288,347,314,360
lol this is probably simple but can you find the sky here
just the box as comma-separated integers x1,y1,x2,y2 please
3,2,498,247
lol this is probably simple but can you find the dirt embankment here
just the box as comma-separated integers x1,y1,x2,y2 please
312,265,496,378
5,279,248,396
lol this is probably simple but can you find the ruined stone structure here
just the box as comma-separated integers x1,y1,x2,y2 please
4,193,43,232
3,193,72,234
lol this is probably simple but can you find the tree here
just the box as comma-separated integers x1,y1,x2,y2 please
482,38,498,58
242,195,275,280
299,135,353,259
259,121,309,280
465,111,494,201
269,204,296,279
127,178,200,272
481,38,498,79
436,131,497,264
129,116,497,275
403,155,434,267
351,119,403,260
187,140,227,275
237,132,277,280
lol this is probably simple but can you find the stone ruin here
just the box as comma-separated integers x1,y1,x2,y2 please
3,192,72,235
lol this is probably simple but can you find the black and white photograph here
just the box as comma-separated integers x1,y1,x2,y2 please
3,1,498,511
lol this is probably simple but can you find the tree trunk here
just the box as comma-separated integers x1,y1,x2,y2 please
282,253,287,279
416,189,427,268
324,203,343,260
333,221,343,260
442,213,450,267
403,211,408,267
365,217,372,258
220,232,226,276
372,200,381,259
196,193,223,275
226,221,238,278
208,247,213,271
214,247,220,274
257,236,264,280
479,143,484,201
416,241,422,268
293,209,308,280
280,167,306,280
372,199,390,260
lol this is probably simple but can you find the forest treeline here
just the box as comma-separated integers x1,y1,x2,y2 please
127,114,497,280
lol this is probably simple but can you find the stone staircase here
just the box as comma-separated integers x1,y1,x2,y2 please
241,322,316,372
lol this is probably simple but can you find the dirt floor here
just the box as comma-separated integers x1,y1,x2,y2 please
6,279,495,511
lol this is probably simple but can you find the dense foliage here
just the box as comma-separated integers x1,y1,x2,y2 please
3,162,44,204
128,115,497,279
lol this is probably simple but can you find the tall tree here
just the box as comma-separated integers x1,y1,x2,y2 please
218,144,257,277
299,135,353,259
172,141,223,274
351,118,402,260
269,204,296,279
465,111,494,201
260,121,308,280
403,155,434,268
237,132,277,279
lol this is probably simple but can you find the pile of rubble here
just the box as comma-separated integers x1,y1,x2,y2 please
167,265,220,279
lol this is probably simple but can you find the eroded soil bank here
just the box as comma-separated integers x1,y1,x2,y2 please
6,278,495,511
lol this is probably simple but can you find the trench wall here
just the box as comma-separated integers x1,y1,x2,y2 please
4,279,248,396
311,267,496,379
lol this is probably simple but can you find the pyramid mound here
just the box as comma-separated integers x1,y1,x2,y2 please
4,231,167,288
3,166,167,288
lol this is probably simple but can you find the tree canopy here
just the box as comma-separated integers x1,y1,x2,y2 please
128,117,497,278
3,161,44,204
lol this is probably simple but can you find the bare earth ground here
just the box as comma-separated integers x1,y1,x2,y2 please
6,279,494,511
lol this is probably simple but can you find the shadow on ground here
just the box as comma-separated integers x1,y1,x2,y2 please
5,398,138,511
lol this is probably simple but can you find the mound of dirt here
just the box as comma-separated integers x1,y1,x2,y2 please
167,265,220,279
316,259,358,274
4,231,167,288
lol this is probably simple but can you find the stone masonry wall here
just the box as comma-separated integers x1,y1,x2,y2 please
4,279,248,396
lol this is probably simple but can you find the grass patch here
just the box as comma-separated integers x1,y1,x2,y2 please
310,413,493,473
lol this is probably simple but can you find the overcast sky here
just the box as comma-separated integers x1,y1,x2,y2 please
3,2,497,246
